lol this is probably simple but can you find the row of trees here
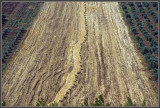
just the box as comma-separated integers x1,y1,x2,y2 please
131,3,158,81
126,2,158,55
142,2,158,23
120,2,158,81
135,3,158,56
124,2,158,56
136,2,158,39
2,14,6,24
2,2,42,71
2,28,8,40
151,2,158,10
2,28,24,64
132,3,158,56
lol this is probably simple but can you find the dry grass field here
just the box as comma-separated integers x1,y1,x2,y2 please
2,2,158,106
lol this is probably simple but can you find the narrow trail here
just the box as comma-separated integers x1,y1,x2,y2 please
2,2,158,106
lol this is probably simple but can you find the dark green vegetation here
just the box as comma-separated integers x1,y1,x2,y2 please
35,98,58,106
2,94,146,106
36,98,46,106
2,2,42,72
119,2,158,82
81,95,138,106
2,101,6,106
81,94,110,106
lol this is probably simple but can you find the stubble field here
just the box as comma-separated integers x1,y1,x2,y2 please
2,2,158,106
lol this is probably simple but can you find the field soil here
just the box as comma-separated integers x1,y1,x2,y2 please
2,2,158,106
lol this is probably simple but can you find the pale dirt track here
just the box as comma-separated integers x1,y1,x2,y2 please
2,2,158,106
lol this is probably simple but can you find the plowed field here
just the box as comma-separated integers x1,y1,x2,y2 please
2,2,158,106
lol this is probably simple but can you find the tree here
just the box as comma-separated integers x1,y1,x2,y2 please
144,34,152,42
152,68,158,74
154,72,158,81
153,31,158,36
151,2,157,7
141,29,147,35
2,58,5,63
125,13,131,18
122,5,127,10
141,46,151,55
135,35,142,43
152,45,158,53
2,15,6,24
143,2,149,7
2,14,6,19
127,18,132,25
148,61,158,69
128,2,134,6
136,2,142,7
138,42,144,50
131,26,137,35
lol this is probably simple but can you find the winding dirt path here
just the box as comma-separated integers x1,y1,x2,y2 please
2,2,158,106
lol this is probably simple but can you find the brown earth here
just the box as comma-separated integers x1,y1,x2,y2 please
2,2,158,106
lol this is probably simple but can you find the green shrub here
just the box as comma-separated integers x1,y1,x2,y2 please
12,20,19,28
82,98,89,106
49,101,58,106
92,94,104,106
98,94,104,103
106,103,110,106
2,95,151,106
141,46,152,55
2,63,7,70
142,100,146,106
2,101,6,106
36,98,46,106
124,97,136,106
63,104,66,106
